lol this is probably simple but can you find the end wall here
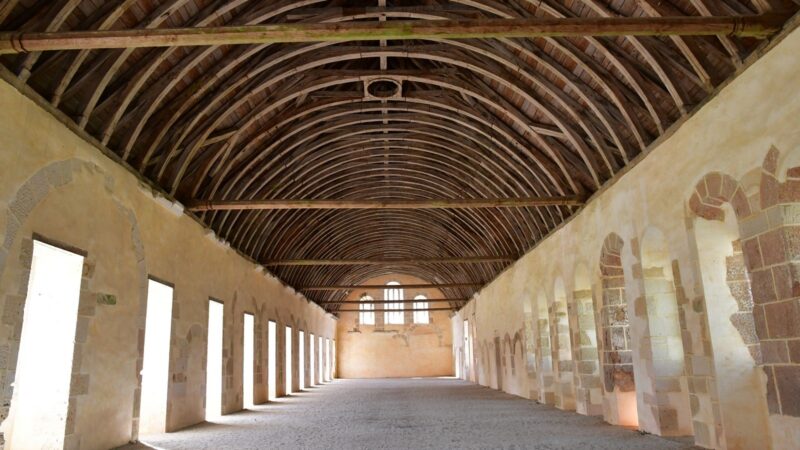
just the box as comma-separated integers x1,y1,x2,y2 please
337,274,454,378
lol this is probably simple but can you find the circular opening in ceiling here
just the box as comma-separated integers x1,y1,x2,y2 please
367,79,400,98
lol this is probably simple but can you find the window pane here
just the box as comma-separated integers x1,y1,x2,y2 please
359,295,375,325
384,281,404,324
413,295,429,324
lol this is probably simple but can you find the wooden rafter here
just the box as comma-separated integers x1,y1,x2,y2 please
187,196,583,211
318,298,467,304
264,257,515,266
300,283,482,291
329,307,459,312
0,15,785,55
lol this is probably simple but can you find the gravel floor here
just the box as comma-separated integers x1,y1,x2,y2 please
120,378,696,450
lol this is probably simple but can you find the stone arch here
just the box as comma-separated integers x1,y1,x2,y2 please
688,172,751,222
598,233,637,427
689,170,771,449
0,159,148,445
689,172,761,360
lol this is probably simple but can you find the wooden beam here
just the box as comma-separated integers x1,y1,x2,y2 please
203,128,237,147
300,283,480,291
0,15,785,55
265,256,515,266
331,307,458,312
318,298,467,304
187,196,583,211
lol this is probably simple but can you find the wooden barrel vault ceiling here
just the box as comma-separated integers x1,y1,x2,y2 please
1,0,797,312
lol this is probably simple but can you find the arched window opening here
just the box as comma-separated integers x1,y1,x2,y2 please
384,281,404,324
359,295,375,325
413,295,429,324
599,233,638,427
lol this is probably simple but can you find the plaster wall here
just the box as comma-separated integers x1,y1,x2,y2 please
453,22,800,450
0,76,337,450
337,274,454,378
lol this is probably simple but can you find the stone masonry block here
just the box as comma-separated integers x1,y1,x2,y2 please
750,268,777,305
788,339,800,363
765,366,780,414
726,255,748,281
1,295,24,326
71,373,90,396
753,305,769,340
727,281,753,311
690,356,713,376
776,263,800,300
9,185,37,220
781,179,800,204
760,340,789,364
74,317,90,344
706,173,722,198
658,407,680,432
721,176,737,201
784,226,800,261
759,229,787,266
761,174,781,208
64,400,77,435
2,214,19,251
780,204,800,226
775,365,800,417
748,344,763,365
739,212,769,240
764,299,800,339
729,312,758,345
731,188,752,218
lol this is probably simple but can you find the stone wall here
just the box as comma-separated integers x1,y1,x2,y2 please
0,77,337,449
336,274,453,378
452,20,800,450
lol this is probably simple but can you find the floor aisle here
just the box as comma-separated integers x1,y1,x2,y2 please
123,378,696,450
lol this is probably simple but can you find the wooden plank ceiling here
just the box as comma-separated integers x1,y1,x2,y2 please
1,0,797,312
